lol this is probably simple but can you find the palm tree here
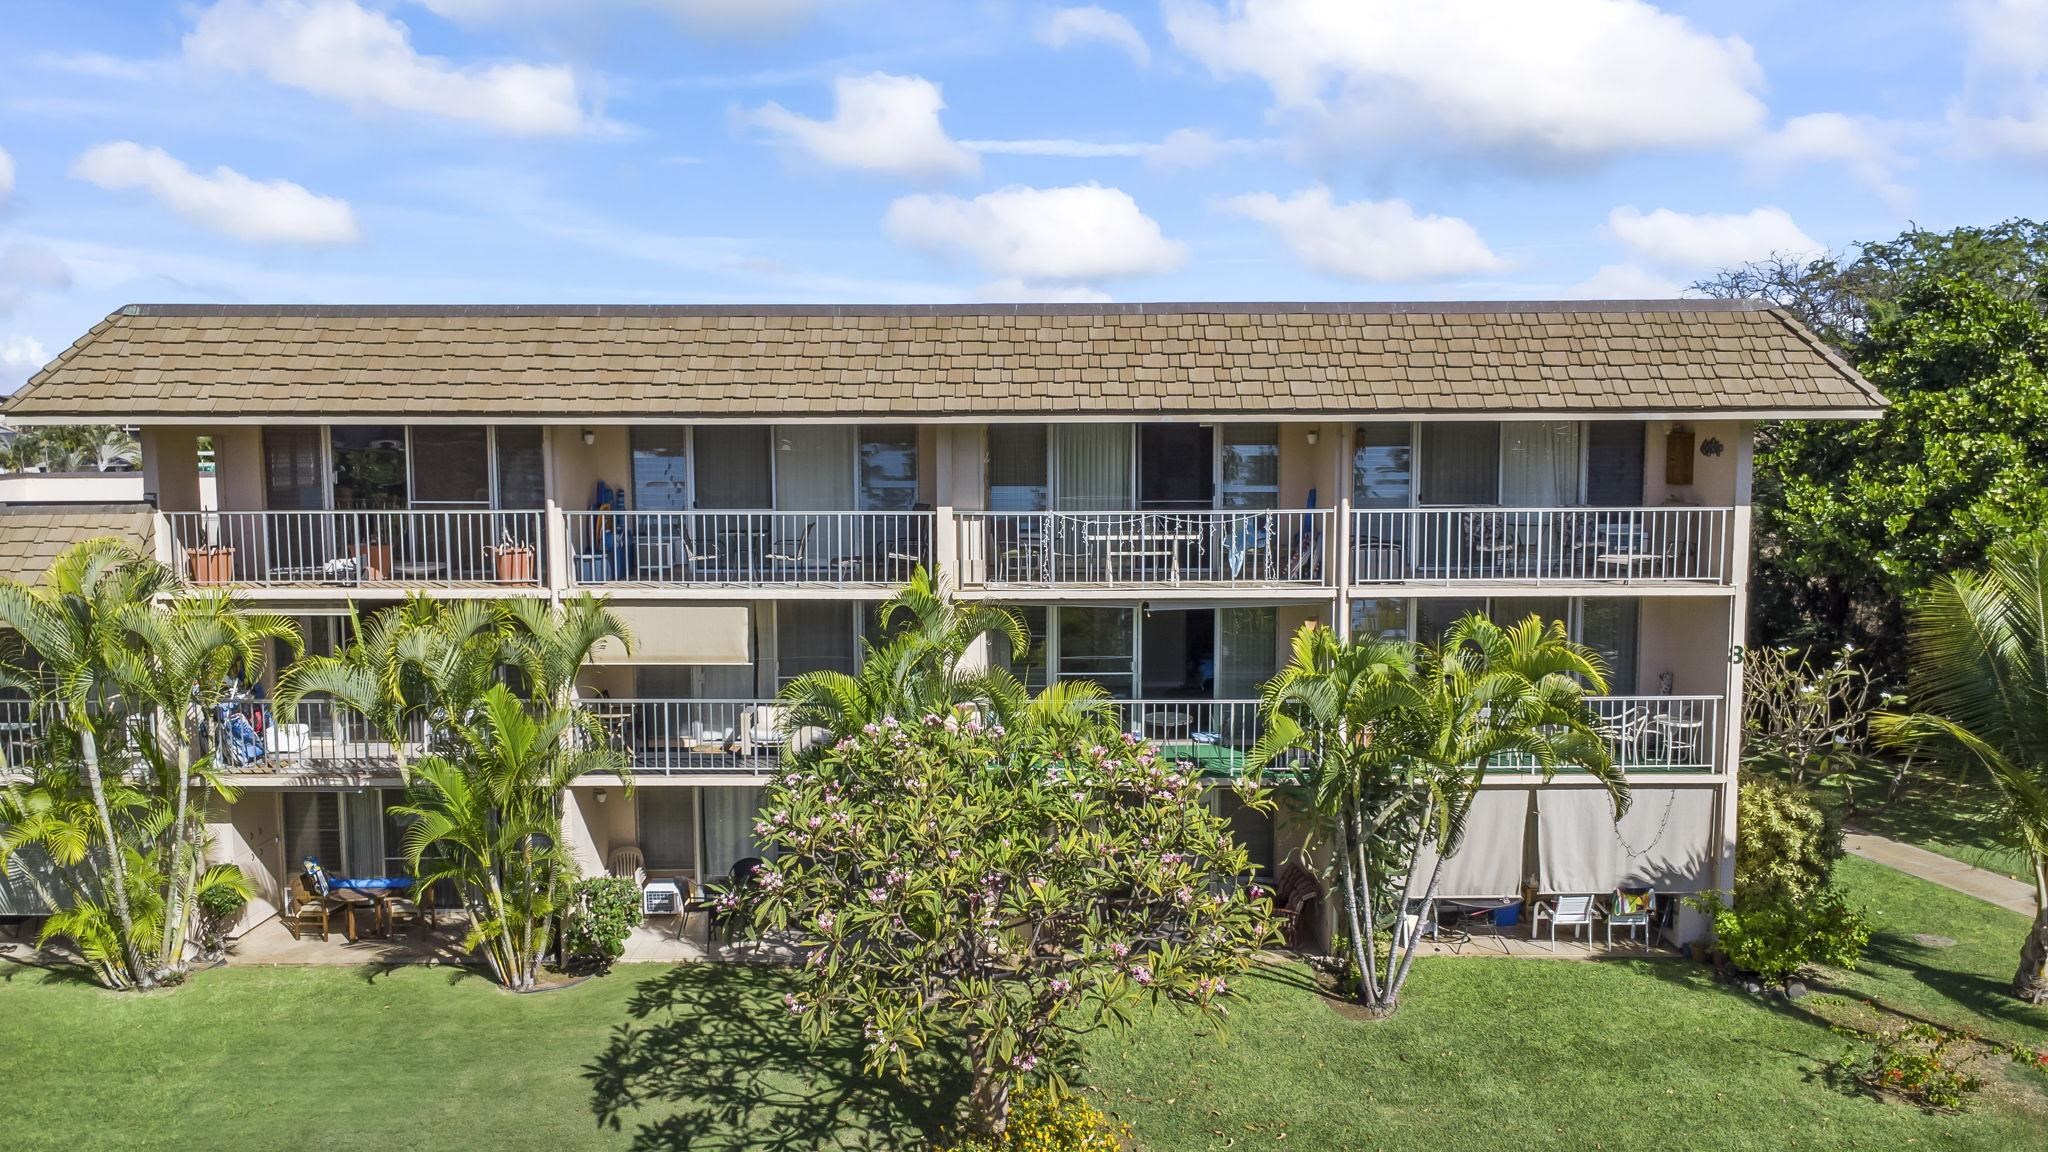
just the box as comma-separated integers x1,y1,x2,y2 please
278,597,440,779
395,684,629,989
1874,534,2048,1003
1250,614,1623,1014
116,590,297,966
0,539,168,986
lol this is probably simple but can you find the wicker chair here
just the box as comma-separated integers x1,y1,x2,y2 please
284,874,331,942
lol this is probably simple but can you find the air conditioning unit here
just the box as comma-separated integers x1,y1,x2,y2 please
641,880,682,918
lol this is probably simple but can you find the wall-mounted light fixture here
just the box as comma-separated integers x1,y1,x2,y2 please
595,787,608,804
581,429,595,446
1305,428,1320,446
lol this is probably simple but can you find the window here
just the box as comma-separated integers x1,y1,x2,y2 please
702,786,770,878
1350,597,1410,641
330,426,406,510
282,792,341,874
263,427,324,510
1419,422,1499,505
1490,598,1571,631
1217,607,1278,698
1416,598,1486,645
495,427,545,510
1499,422,1579,506
1216,790,1275,878
1220,424,1280,509
410,426,490,507
694,425,772,508
1580,598,1641,693
640,788,697,874
859,426,920,511
630,427,690,512
1138,425,1213,510
775,426,855,511
987,425,1049,511
1054,424,1133,511
1058,606,1135,698
776,601,858,683
994,606,1048,692
1585,423,1647,507
1352,423,1412,508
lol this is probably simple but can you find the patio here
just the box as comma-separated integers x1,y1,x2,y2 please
225,911,720,966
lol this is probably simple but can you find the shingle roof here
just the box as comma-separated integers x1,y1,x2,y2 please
2,301,1885,422
0,505,155,584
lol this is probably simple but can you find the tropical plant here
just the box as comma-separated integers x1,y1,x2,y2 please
934,1084,1132,1152
564,875,642,976
744,709,1276,1137
1743,644,1885,789
1873,532,2048,1003
1249,614,1623,1015
277,597,443,779
0,424,140,473
396,684,629,989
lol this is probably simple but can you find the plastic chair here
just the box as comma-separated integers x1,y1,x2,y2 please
1532,894,1598,948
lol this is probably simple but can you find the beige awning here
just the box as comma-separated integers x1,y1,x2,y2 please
588,605,752,665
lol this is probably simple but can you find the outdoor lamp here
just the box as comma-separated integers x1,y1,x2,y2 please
581,429,595,446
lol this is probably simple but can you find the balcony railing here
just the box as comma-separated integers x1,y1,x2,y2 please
954,511,1332,590
1483,695,1724,775
565,511,934,588
203,698,427,774
579,698,791,774
166,510,546,589
1349,507,1733,585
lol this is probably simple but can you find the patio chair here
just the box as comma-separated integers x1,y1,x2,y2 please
1608,888,1656,949
741,704,786,755
284,874,331,942
1532,894,1599,948
608,845,647,889
765,523,813,571
1270,861,1326,953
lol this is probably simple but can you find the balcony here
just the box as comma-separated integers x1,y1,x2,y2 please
564,511,934,591
579,699,788,775
953,511,1333,592
1349,507,1734,587
166,510,546,591
1488,695,1725,776
207,698,423,777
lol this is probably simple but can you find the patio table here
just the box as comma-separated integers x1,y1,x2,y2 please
323,888,379,941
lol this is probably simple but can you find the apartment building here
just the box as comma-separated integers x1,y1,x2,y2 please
0,301,1884,937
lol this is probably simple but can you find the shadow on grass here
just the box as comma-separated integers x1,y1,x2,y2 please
585,965,968,1152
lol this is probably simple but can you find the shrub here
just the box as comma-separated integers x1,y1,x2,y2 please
1838,1024,1984,1111
1699,888,1872,984
564,876,642,976
1735,778,1844,906
195,866,250,957
1697,779,1870,983
936,1086,1131,1152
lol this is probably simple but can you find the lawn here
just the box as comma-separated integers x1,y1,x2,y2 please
2,860,2043,1152
1810,760,2031,881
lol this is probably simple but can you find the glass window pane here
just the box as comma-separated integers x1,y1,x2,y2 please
330,426,406,510
1500,422,1580,506
776,601,857,683
495,427,545,510
702,786,770,879
1217,607,1278,698
859,426,920,511
283,791,341,875
775,426,855,510
1352,423,1412,509
1054,424,1133,511
994,605,1048,692
1419,422,1499,505
1579,598,1640,693
410,426,490,507
631,427,690,512
380,789,412,879
1490,598,1571,631
694,425,772,509
1350,598,1410,641
640,788,698,874
1057,606,1134,698
1416,598,1486,645
263,427,325,510
1585,423,1647,507
1220,424,1280,509
987,425,1049,511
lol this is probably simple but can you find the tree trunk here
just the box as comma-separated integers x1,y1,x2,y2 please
159,718,194,972
963,1033,1014,1135
2017,859,2048,1005
79,722,150,989
1332,795,1377,1007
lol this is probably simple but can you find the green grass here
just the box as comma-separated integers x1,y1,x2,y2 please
2,859,2044,1152
1811,761,2031,881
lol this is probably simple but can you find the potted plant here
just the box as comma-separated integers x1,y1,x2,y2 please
187,544,235,584
490,533,537,583
353,515,393,580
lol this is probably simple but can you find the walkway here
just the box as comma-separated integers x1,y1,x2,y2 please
1844,831,2038,917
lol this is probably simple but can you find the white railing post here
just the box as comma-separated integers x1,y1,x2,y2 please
544,501,569,594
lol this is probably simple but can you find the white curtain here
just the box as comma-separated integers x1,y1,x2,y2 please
1217,607,1277,698
1537,785,1717,893
1500,421,1580,506
702,786,767,879
1054,424,1132,511
774,426,855,511
342,789,383,878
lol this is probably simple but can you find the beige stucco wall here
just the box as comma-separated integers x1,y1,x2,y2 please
1642,419,1744,508
1636,597,1734,696
1277,421,1340,508
212,793,284,934
551,426,631,511
139,427,202,510
210,426,266,512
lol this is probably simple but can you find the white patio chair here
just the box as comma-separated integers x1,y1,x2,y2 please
741,703,786,754
1532,894,1598,948
1608,888,1657,949
607,845,647,890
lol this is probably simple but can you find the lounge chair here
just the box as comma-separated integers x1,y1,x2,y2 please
1609,888,1656,949
1532,894,1599,948
1270,861,1325,953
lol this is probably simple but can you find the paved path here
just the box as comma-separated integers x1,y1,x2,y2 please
1844,831,2038,917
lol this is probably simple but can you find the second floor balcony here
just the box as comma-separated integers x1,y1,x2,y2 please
166,510,547,591
953,510,1334,592
563,510,934,591
1350,506,1734,587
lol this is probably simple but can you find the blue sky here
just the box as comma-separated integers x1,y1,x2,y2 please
2,0,2045,389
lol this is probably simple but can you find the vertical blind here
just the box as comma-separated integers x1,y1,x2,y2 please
702,786,767,879
1054,424,1133,511
1217,606,1278,698
693,425,772,508
987,425,1050,511
1500,421,1580,506
495,427,546,510
640,788,697,873
774,425,855,511
1419,422,1500,505
1584,422,1647,507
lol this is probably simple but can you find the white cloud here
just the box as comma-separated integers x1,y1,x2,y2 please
960,129,1274,165
1222,186,1504,282
885,183,1185,289
1038,6,1152,67
1164,0,1764,162
414,0,825,37
1608,206,1820,271
976,279,1114,303
0,242,72,316
963,139,1152,158
1952,0,2048,154
2,335,50,389
1146,128,1271,169
71,143,361,245
1750,114,1912,210
185,0,598,136
748,73,979,181
1564,263,1686,299
0,147,13,205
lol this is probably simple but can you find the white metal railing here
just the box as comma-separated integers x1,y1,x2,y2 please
1349,507,1733,585
1110,699,1264,775
206,698,425,773
578,699,787,774
1484,695,1724,775
955,511,1332,589
166,510,546,588
564,511,934,587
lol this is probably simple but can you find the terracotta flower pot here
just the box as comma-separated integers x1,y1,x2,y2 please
492,547,536,584
188,545,235,585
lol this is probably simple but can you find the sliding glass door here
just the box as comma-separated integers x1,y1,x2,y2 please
1053,424,1133,511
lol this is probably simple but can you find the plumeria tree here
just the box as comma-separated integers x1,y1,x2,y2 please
742,710,1278,1136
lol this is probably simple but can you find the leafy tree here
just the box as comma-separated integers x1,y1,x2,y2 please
1250,615,1623,1015
1874,533,2048,1002
0,425,140,473
743,711,1276,1136
278,597,443,779
1691,779,1870,986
